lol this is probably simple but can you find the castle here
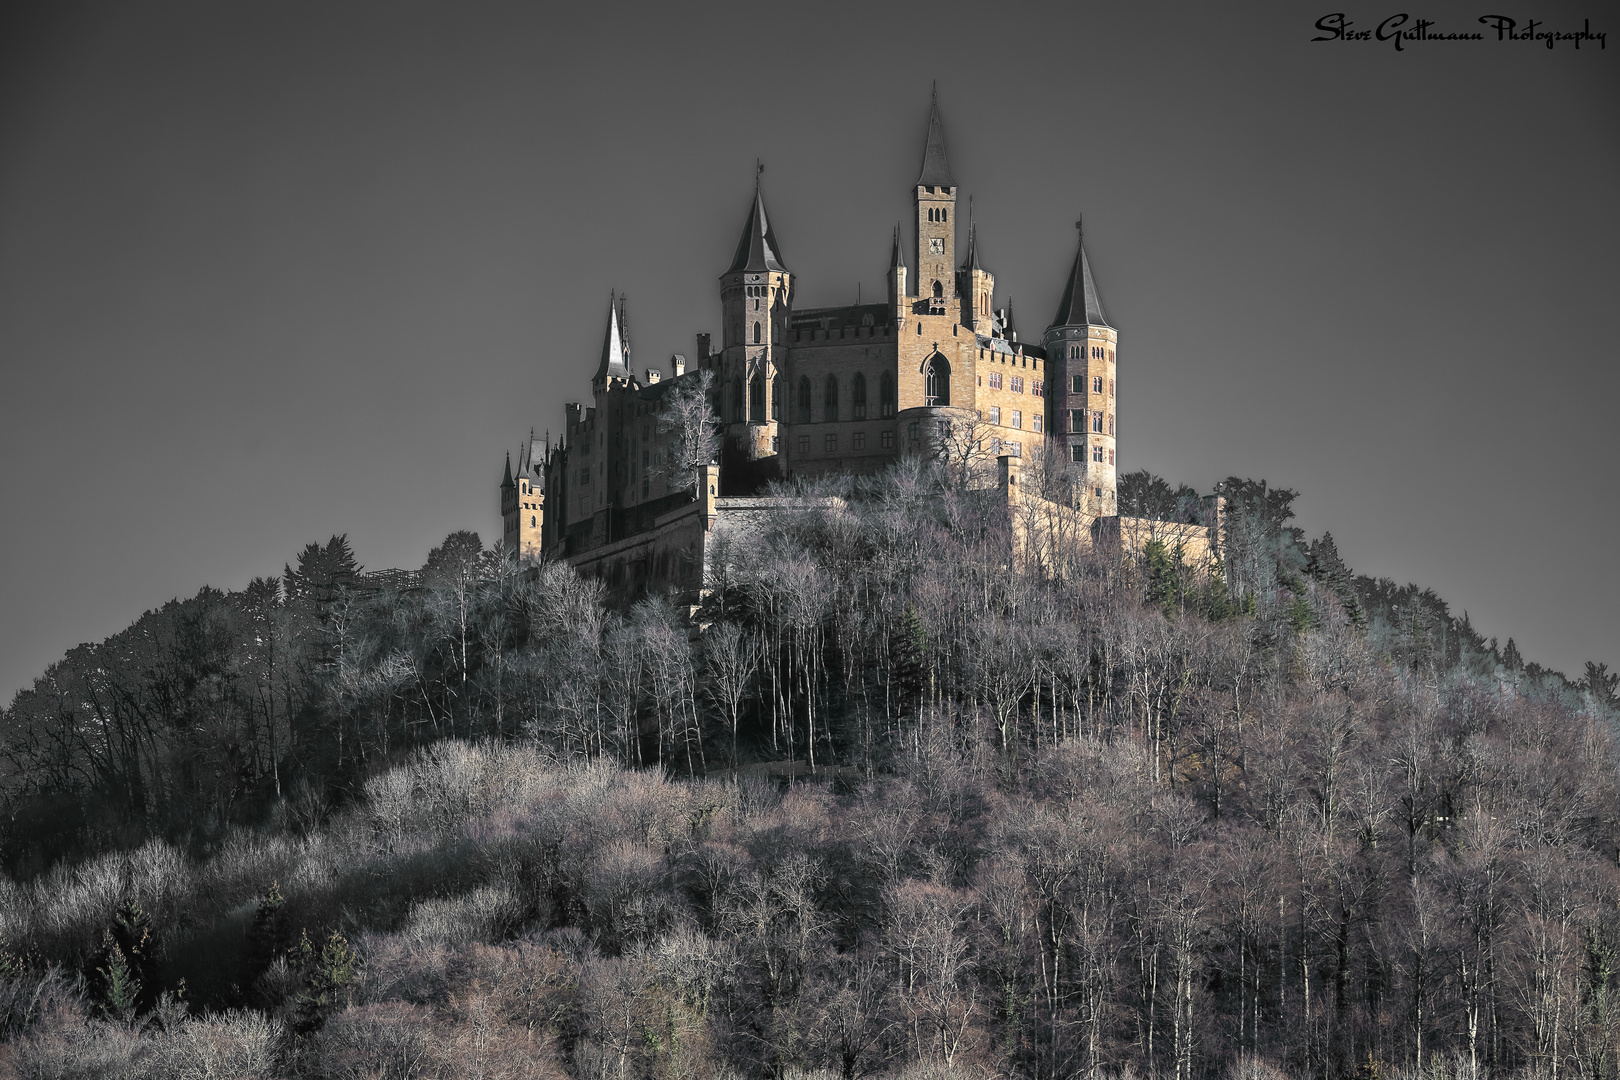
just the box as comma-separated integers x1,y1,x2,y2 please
502,91,1212,593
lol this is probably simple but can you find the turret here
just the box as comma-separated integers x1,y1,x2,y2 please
958,208,994,331
914,86,956,311
888,222,908,311
1043,217,1118,515
718,173,792,461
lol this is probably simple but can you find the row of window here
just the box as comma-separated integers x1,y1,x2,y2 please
926,207,949,222
984,407,1043,433
1068,410,1116,435
1065,345,1115,361
1070,445,1117,466
984,372,1041,395
723,367,961,423
1071,375,1115,397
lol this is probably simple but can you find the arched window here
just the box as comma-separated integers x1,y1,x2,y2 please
880,372,895,417
797,376,812,422
732,378,744,423
753,322,761,344
941,208,947,222
771,377,781,420
750,376,765,422
932,280,943,299
852,372,867,419
824,375,839,421
925,355,950,406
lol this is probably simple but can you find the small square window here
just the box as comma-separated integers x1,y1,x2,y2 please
853,432,866,450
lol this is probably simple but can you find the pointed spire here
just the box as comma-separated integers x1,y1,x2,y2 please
916,83,954,188
1051,217,1112,329
889,222,907,269
724,175,788,276
501,451,514,489
1003,296,1017,338
593,292,632,383
960,198,980,271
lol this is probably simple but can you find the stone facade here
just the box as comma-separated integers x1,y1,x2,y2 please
503,90,1164,591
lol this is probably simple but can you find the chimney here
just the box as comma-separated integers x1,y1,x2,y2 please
671,354,686,377
645,368,661,384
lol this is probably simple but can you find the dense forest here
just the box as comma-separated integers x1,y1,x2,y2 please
1,461,1617,1080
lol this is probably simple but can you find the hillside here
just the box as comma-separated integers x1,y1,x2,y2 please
1,462,1617,1080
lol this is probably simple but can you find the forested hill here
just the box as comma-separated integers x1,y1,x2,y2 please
0,463,1616,1080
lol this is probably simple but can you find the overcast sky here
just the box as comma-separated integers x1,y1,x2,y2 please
1,0,1615,702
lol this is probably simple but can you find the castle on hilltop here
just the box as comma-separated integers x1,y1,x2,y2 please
502,90,1213,595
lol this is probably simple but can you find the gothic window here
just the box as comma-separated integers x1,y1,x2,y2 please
797,376,812,422
880,372,895,417
750,376,765,422
733,378,744,423
932,280,943,298
941,208,947,222
771,377,781,420
1093,375,1103,393
924,355,950,406
824,375,839,421
531,516,536,527
1092,411,1104,433
753,322,761,344
852,372,867,419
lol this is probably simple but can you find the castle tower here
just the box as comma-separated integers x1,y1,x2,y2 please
914,87,956,310
958,212,995,332
501,433,546,562
888,222,908,310
1044,218,1118,515
718,176,791,463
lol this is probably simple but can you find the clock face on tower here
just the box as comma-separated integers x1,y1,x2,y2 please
928,238,944,254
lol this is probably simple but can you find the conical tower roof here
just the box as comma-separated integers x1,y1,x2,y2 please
501,452,514,489
593,293,632,383
890,222,907,270
916,85,954,188
724,181,788,276
1051,220,1112,329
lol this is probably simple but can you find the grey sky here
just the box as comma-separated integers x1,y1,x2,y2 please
1,0,1615,703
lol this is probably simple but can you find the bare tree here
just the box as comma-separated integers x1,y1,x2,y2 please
657,368,720,493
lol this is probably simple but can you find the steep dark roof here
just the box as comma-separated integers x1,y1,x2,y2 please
593,294,632,383
1000,296,1017,338
501,452,514,489
960,220,980,271
916,87,954,188
723,184,788,276
889,222,907,270
1051,224,1112,329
